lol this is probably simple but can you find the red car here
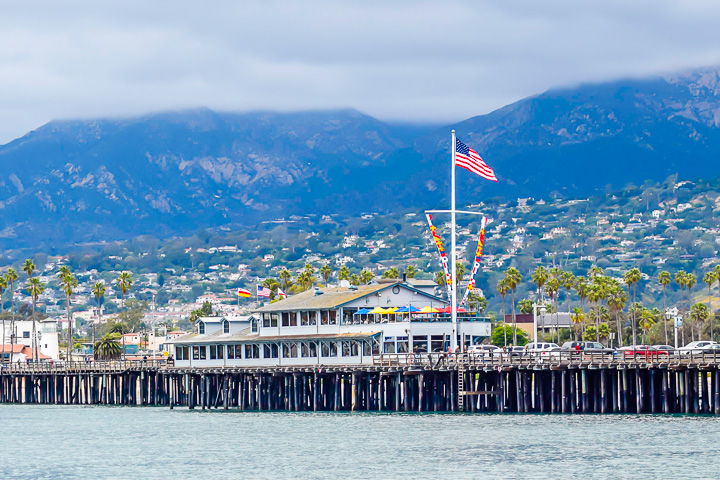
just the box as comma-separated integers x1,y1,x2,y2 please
617,345,670,358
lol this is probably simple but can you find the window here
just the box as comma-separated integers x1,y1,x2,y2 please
351,341,359,356
199,346,207,360
321,342,337,357
342,308,356,324
270,313,278,327
23,331,30,339
383,337,396,353
397,336,409,353
413,335,428,353
342,341,351,357
223,321,230,334
251,317,258,333
431,335,445,352
282,342,298,358
301,342,317,358
263,313,270,328
192,346,200,360
198,322,205,335
227,345,236,359
263,344,279,358
281,312,297,327
209,345,223,360
176,346,188,360
320,311,330,325
245,344,260,359
329,310,337,325
301,311,316,326
364,340,372,356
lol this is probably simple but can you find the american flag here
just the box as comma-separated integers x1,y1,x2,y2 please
455,138,498,182
257,285,271,298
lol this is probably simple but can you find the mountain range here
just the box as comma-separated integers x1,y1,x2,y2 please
3,66,720,248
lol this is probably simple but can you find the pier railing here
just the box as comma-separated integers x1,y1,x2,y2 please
0,359,166,373
372,350,720,368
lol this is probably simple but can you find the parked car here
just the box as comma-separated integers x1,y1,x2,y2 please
508,345,527,357
616,345,671,359
677,341,718,355
525,342,560,355
698,344,720,354
561,341,613,355
467,344,502,358
652,345,676,356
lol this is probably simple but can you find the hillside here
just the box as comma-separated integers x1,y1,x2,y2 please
3,67,720,247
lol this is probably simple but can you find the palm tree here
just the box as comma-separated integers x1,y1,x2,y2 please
497,278,509,346
504,267,522,345
575,276,589,321
296,271,311,291
0,276,6,353
623,268,641,345
658,271,671,345
690,303,709,341
338,266,351,281
598,322,611,345
468,292,487,314
303,264,316,288
94,333,122,360
26,277,44,362
675,271,688,344
59,269,78,361
546,277,560,342
686,273,698,340
607,286,627,347
560,271,575,314
588,283,603,342
91,281,105,345
455,262,465,283
5,268,18,356
22,259,36,279
588,265,603,278
531,266,548,302
349,273,360,286
405,265,418,279
639,308,656,344
360,269,374,285
570,307,585,341
704,271,716,342
435,270,446,287
117,271,133,311
320,264,332,286
279,269,294,292
382,267,400,279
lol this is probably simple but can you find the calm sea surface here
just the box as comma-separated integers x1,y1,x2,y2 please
1,405,718,479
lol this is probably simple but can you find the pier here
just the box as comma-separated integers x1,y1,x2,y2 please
3,353,720,414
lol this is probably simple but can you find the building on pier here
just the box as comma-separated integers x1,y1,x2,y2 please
168,281,492,367
1,318,59,360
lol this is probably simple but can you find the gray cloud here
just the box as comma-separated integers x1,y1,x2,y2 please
1,0,720,143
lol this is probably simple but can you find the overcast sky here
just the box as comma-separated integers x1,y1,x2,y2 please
1,0,720,143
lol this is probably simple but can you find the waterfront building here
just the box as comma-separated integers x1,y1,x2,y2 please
168,280,491,367
0,318,59,360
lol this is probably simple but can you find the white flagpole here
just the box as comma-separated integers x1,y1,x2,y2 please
451,130,458,352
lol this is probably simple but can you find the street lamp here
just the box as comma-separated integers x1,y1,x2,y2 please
666,307,679,348
533,303,547,343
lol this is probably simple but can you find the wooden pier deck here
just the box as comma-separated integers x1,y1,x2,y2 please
3,353,720,414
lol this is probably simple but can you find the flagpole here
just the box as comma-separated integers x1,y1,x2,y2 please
451,129,458,352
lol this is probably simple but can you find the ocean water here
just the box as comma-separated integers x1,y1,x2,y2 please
0,405,718,479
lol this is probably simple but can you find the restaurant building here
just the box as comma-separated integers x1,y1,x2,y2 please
168,280,491,367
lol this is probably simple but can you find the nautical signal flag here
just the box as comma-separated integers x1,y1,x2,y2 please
237,288,251,298
278,288,287,298
455,138,498,182
257,285,271,298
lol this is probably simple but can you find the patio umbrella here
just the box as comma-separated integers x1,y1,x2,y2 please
419,306,440,314
396,305,422,313
368,307,386,314
354,308,370,315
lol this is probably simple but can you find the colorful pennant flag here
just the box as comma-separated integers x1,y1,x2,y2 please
426,213,453,298
461,216,488,306
237,288,251,298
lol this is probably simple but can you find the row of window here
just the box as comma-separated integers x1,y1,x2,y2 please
176,340,379,361
261,311,339,328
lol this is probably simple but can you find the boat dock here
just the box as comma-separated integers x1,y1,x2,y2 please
3,353,720,414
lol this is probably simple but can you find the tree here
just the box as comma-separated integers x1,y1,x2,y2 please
490,324,528,347
405,265,418,279
26,277,44,361
59,268,78,361
686,273,698,340
5,268,18,356
22,259,36,280
382,267,400,279
94,333,122,360
623,268,641,346
279,269,294,292
583,325,598,341
117,271,133,310
349,274,360,286
531,266,548,302
518,299,533,314
560,271,575,314
320,264,332,286
598,323,611,344
588,265,603,278
91,281,105,345
455,262,465,283
546,277,560,342
360,269,374,285
338,266,350,281
704,271,716,342
435,270,446,287
607,287,627,348
675,271,688,344
639,308,657,344
570,307,585,341
504,267,522,345
658,271,671,345
262,278,281,300
303,264,316,288
467,292,487,314
497,278,509,346
0,276,5,353
690,303,709,341
189,301,213,322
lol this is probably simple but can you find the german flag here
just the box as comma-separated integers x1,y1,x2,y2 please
237,288,251,298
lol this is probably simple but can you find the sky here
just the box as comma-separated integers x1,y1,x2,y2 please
1,0,720,144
